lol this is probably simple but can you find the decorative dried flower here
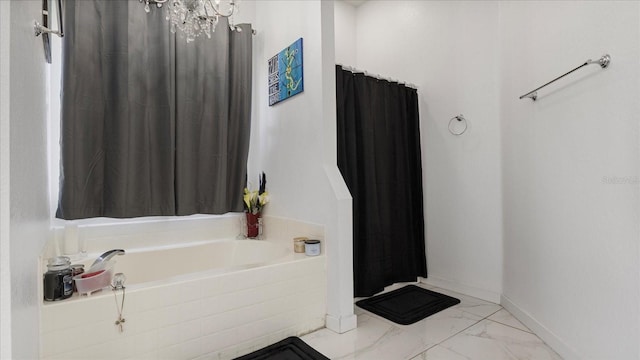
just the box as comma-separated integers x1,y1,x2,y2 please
244,172,269,214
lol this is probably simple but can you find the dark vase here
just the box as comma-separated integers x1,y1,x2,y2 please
246,212,261,238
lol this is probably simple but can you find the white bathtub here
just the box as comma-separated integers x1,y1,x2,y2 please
40,221,327,360
97,239,293,286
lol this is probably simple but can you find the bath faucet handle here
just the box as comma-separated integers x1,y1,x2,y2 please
90,249,126,269
112,272,126,290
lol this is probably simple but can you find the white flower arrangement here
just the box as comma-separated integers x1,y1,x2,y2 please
243,172,269,214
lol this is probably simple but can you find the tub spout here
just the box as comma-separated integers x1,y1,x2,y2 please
91,249,125,269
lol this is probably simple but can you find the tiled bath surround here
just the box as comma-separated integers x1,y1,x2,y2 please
40,215,327,359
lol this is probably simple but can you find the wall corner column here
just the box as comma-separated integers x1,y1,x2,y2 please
0,0,12,357
320,0,356,334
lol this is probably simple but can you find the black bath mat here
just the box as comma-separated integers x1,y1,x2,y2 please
234,336,329,360
356,285,460,325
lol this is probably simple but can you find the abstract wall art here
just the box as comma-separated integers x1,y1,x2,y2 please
268,38,304,106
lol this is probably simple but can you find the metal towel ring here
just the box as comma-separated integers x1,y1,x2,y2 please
448,114,467,136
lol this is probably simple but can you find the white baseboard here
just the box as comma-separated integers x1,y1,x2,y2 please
420,276,501,304
325,313,357,334
500,294,580,360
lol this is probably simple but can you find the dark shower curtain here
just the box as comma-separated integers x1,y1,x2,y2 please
336,65,427,297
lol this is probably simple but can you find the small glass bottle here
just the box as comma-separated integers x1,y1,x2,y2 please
70,264,85,292
43,256,73,301
237,214,247,239
257,217,264,239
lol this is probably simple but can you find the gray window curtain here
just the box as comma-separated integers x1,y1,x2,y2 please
56,0,252,219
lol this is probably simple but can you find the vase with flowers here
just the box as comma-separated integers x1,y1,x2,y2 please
243,172,269,238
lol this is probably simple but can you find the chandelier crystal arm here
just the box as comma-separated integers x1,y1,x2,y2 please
204,0,236,18
140,0,168,13
141,0,240,42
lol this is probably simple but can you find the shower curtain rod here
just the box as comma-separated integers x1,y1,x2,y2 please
519,54,610,101
338,64,417,89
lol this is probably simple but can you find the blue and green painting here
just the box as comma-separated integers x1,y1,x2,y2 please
268,38,304,106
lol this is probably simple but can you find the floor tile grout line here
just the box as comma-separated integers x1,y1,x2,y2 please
456,308,498,320
413,320,482,358
420,307,502,352
481,307,503,320
482,307,535,334
337,325,400,360
436,316,484,345
480,316,562,359
413,311,487,358
484,317,533,334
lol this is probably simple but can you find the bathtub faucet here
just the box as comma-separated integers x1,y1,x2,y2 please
91,249,125,269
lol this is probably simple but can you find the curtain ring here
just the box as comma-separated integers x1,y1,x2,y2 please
448,114,467,136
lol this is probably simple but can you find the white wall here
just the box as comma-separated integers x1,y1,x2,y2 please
349,1,640,357
0,1,12,357
253,1,328,220
253,0,356,333
500,2,640,359
333,1,356,66
6,1,51,359
352,0,504,302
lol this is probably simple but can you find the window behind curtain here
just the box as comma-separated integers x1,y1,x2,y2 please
56,0,252,220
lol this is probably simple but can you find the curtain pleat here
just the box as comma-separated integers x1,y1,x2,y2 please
336,66,427,297
56,0,252,220
174,23,252,215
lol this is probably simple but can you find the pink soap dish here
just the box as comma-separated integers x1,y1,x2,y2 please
73,263,114,296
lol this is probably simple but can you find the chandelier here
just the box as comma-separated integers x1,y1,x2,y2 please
140,0,240,42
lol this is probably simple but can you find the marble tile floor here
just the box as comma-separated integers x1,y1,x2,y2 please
301,283,562,360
